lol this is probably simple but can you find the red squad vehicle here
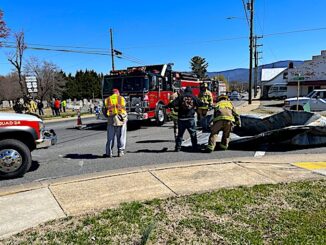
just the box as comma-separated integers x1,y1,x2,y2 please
102,64,175,125
0,112,56,179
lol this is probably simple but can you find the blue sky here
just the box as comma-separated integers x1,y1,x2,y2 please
1,0,326,75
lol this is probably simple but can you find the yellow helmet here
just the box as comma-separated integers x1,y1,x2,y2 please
200,82,208,88
218,94,228,101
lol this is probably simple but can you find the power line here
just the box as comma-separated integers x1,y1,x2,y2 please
263,27,326,37
3,26,326,63
3,26,326,53
3,44,146,65
240,0,250,26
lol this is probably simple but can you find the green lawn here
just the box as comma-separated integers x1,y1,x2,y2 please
3,180,325,244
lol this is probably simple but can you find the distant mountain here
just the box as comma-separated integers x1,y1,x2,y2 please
207,60,304,82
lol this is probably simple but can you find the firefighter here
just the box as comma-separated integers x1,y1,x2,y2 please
104,88,128,158
206,95,240,152
169,88,184,140
167,86,204,152
197,82,213,132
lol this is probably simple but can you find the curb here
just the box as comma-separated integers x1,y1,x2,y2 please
2,153,325,197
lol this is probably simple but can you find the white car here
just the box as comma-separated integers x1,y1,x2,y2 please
229,91,241,101
284,89,326,111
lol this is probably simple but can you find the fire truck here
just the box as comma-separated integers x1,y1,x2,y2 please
102,64,174,125
172,72,227,102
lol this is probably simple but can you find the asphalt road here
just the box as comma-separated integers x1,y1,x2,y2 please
1,107,326,187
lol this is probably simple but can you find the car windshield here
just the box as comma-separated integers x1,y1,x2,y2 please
306,91,316,98
103,76,149,95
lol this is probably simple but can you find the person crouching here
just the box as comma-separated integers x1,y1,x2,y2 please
206,95,240,152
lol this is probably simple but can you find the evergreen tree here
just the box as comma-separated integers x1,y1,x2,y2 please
190,56,208,79
62,70,102,99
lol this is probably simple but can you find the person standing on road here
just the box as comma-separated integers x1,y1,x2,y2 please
169,88,183,140
61,99,67,113
49,98,55,116
206,95,240,152
54,98,61,116
104,88,128,158
197,82,213,132
167,86,204,152
37,99,44,115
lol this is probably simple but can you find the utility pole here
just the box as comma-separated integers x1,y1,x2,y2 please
254,35,263,98
110,28,115,72
248,0,254,104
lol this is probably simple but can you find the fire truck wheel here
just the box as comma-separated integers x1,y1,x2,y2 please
0,139,32,179
155,105,166,126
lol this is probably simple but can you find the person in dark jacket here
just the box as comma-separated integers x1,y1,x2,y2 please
167,86,204,152
37,99,44,115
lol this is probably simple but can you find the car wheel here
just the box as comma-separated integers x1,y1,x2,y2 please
0,139,32,179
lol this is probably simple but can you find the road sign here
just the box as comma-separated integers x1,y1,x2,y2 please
28,88,33,93
26,82,32,88
293,76,304,81
25,76,37,82
32,82,37,87
33,88,38,93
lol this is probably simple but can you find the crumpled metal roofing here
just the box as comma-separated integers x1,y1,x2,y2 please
182,111,326,149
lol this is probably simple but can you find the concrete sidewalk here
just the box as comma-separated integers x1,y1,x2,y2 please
0,152,325,239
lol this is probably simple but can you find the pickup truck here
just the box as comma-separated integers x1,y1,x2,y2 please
284,89,326,111
0,113,57,179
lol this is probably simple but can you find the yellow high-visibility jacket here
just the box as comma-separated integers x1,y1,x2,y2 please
213,100,239,122
105,94,126,116
198,90,213,109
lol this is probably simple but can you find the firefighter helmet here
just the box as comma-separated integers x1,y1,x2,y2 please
200,82,208,88
218,94,228,101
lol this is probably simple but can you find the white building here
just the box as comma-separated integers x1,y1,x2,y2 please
260,67,287,99
287,50,326,98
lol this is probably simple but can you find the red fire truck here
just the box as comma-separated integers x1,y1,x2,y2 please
102,64,174,125
172,72,227,102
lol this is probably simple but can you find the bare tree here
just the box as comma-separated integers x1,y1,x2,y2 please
7,31,27,95
0,9,9,46
0,73,23,100
25,57,66,100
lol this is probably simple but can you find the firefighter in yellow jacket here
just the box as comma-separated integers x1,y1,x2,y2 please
169,88,184,139
104,89,127,158
206,95,240,152
197,82,213,132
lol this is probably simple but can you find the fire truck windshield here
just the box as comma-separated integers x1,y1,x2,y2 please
103,76,149,95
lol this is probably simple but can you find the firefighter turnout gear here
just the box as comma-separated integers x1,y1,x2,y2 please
206,98,240,152
105,91,128,157
169,92,179,139
168,87,204,151
197,84,213,131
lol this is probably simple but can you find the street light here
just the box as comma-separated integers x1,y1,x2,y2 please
226,16,246,20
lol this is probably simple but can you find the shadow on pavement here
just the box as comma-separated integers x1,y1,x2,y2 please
28,161,40,173
73,122,145,131
136,140,174,144
64,154,104,159
127,147,172,153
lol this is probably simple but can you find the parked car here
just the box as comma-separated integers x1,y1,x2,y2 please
284,89,326,111
229,91,241,101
